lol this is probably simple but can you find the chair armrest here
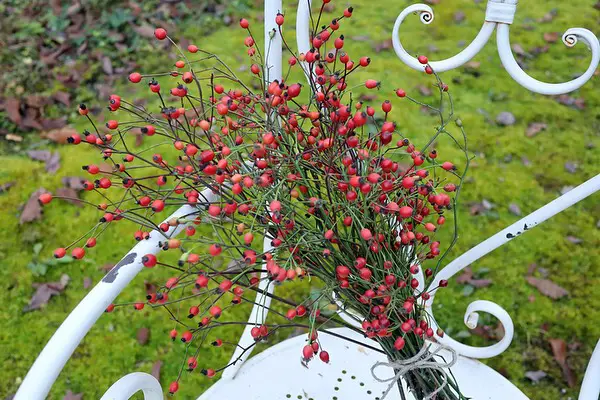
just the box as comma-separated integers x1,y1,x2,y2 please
15,189,217,399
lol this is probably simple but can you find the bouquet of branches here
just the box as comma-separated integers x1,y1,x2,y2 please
40,3,470,399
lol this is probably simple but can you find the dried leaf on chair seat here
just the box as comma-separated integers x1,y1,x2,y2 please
548,338,577,387
526,277,568,299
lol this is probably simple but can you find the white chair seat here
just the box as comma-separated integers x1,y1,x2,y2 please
198,327,528,400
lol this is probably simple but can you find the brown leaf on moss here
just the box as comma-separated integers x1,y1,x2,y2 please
20,188,48,224
132,22,156,38
417,85,432,96
41,117,68,130
469,278,492,288
525,370,547,382
99,263,115,272
137,327,151,345
24,274,70,312
548,338,577,387
456,267,473,284
151,360,162,380
526,276,568,299
63,390,83,400
52,91,71,106
62,176,87,190
457,267,492,288
4,98,22,125
372,39,393,53
56,187,82,207
525,122,547,137
43,127,78,144
543,32,559,43
83,277,93,289
145,281,158,295
0,182,15,194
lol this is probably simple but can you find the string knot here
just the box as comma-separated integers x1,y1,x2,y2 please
370,344,458,399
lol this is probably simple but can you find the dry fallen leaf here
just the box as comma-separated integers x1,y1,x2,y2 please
99,263,116,272
101,56,113,75
63,390,83,400
52,91,71,106
508,203,522,216
417,85,433,96
20,188,48,224
28,150,61,174
372,39,393,53
0,182,15,194
132,22,156,38
469,278,492,288
525,122,547,137
4,98,22,125
83,277,93,289
526,276,568,299
62,176,87,190
566,235,583,244
556,94,585,110
137,327,151,345
525,370,547,382
56,187,82,207
43,127,78,144
543,32,559,43
548,338,577,387
470,322,504,340
456,267,492,288
151,360,162,380
24,274,70,312
27,150,52,162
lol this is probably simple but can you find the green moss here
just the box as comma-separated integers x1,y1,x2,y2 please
2,0,599,398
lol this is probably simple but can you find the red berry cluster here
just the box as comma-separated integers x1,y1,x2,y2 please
41,2,467,397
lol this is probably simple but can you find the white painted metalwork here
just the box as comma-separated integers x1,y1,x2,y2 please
100,372,163,400
392,1,600,94
14,0,600,399
425,174,600,360
197,327,529,400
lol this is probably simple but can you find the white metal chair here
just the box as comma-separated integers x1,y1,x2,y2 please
14,1,600,399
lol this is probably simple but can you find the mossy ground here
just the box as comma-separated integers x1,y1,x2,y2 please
1,0,599,399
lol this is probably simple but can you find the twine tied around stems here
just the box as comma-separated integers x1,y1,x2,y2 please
370,344,458,400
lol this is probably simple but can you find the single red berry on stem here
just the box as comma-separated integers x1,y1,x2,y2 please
54,248,66,258
128,72,142,83
275,13,284,26
39,193,53,204
154,28,167,40
142,254,157,267
72,247,85,259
